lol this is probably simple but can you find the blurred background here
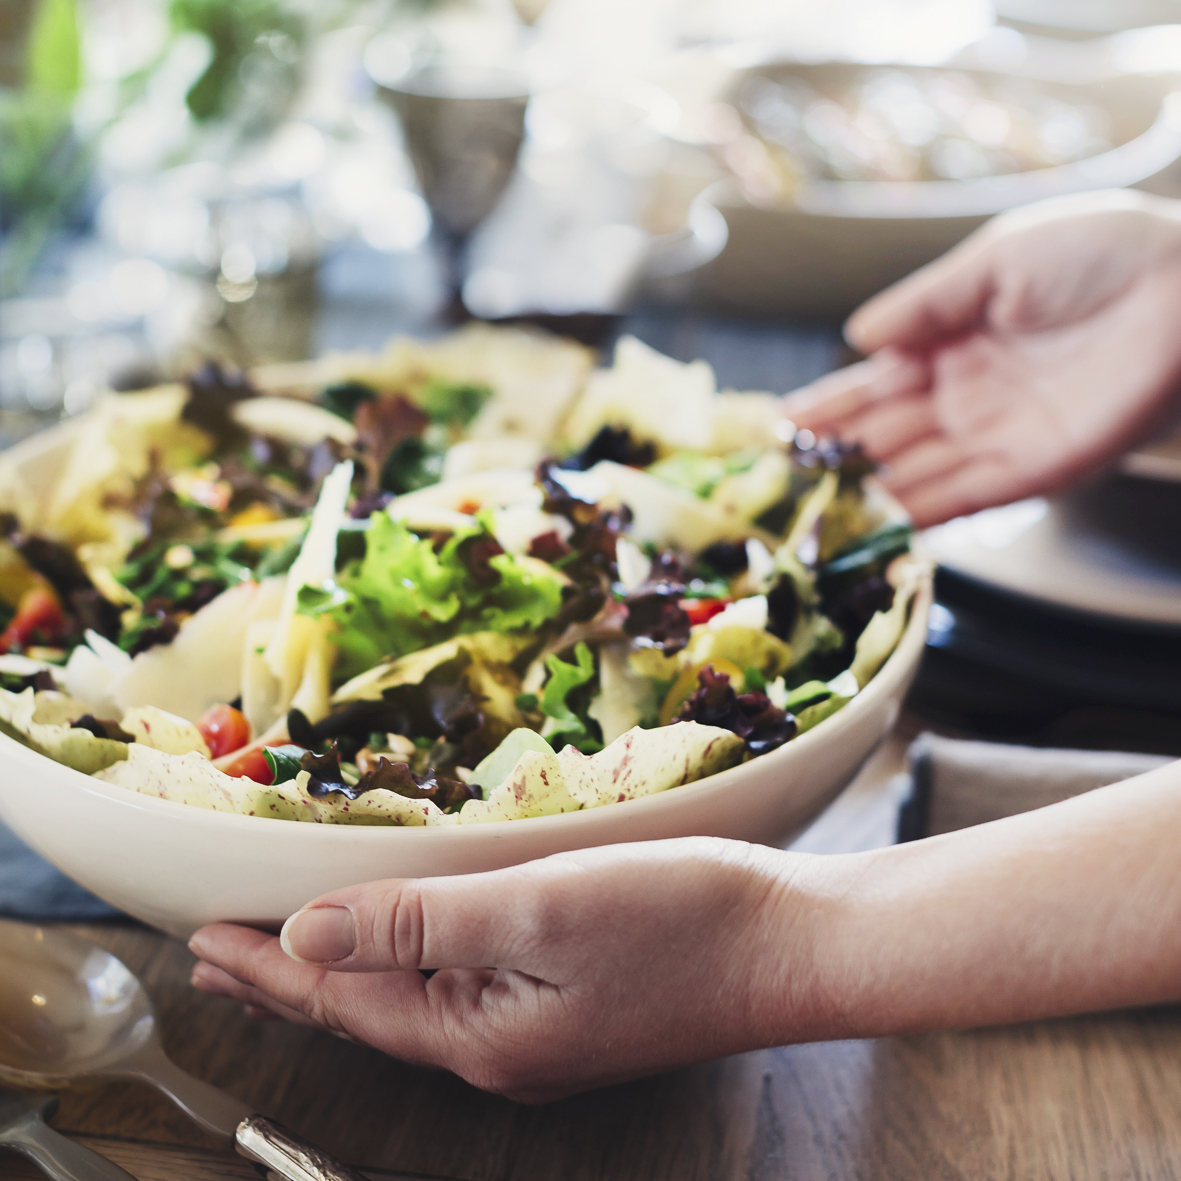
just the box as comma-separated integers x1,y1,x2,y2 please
9,0,1181,423
4,0,1181,751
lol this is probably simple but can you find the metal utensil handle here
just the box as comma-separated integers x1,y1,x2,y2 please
235,1115,369,1181
0,1113,139,1181
122,1040,251,1146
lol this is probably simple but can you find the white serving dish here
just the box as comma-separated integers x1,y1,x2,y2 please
0,418,931,940
693,57,1181,319
922,479,1181,629
996,1,1181,39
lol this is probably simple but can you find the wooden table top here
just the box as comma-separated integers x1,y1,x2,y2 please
6,727,1181,1181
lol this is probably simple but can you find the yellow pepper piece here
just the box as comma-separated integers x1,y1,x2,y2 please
227,503,281,530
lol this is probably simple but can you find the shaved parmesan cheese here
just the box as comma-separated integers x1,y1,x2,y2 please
231,397,358,446
564,336,716,453
390,468,539,516
708,595,769,632
287,617,336,725
708,391,783,455
615,538,652,593
590,461,758,551
264,460,353,698
443,436,543,481
114,580,273,722
64,632,130,718
491,503,571,555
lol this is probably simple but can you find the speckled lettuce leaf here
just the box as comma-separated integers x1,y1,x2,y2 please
458,721,743,824
457,746,584,824
557,723,744,807
0,687,129,775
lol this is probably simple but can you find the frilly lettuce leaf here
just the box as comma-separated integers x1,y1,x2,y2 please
540,641,600,753
458,746,581,823
471,727,553,793
0,688,129,775
93,743,455,826
91,717,743,827
459,722,743,825
119,706,210,756
299,514,563,681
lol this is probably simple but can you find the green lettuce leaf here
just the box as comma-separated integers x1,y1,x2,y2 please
540,641,601,754
299,514,563,681
417,378,493,427
647,450,759,499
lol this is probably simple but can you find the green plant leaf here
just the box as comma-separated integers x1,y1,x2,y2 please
263,744,306,785
541,642,602,754
26,0,82,97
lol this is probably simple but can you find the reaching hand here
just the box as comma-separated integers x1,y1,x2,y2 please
187,838,823,1103
782,191,1181,527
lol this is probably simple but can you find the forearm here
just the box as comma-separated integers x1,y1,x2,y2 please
769,759,1181,1044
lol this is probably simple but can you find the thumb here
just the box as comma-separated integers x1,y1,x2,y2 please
280,867,539,973
845,229,996,354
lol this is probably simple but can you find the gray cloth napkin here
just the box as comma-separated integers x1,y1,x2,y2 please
898,733,1174,841
0,819,121,921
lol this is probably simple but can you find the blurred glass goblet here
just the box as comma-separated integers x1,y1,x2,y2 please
374,66,529,317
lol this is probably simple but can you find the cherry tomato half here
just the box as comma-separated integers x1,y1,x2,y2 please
220,745,274,785
0,587,66,654
196,703,252,759
681,598,729,627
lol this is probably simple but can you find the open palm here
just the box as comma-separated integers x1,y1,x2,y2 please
782,192,1181,527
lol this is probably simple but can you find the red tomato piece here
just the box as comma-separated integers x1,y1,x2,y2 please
196,703,252,759
220,745,274,785
681,598,729,626
0,587,65,654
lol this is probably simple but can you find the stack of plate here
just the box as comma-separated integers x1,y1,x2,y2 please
912,470,1181,756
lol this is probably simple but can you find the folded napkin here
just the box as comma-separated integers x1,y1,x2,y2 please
0,819,121,921
898,733,1174,841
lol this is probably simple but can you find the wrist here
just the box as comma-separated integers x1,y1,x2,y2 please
739,846,886,1049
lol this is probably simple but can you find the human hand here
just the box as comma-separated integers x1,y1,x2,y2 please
782,191,1181,526
187,838,827,1102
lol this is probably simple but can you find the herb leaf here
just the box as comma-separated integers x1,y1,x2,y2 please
263,744,307,785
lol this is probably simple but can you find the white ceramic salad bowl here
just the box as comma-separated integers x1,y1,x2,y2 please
0,573,929,939
0,371,930,940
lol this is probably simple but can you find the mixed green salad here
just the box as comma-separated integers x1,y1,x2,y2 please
0,326,922,826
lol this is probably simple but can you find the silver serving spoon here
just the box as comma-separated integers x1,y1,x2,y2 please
1,1089,138,1181
0,920,366,1181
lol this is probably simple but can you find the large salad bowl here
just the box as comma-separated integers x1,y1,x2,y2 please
0,341,931,939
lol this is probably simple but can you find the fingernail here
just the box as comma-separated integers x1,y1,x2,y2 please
281,906,355,964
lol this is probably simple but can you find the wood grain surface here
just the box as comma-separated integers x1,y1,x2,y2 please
1,911,1178,1180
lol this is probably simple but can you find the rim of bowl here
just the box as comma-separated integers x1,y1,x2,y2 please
708,62,1181,220
0,575,933,841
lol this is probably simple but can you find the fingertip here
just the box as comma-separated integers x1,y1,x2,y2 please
278,912,301,962
843,305,875,353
